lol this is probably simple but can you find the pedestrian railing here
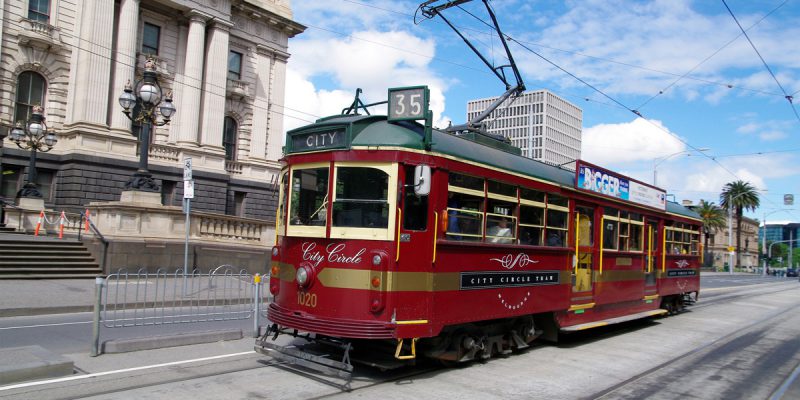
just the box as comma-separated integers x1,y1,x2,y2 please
91,265,268,356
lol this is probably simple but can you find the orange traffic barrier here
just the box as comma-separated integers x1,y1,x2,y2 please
85,209,90,232
59,211,65,239
34,210,44,236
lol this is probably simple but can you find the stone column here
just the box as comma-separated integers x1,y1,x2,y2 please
249,46,272,161
199,20,232,148
266,52,290,162
109,0,140,132
65,0,115,126
176,11,208,144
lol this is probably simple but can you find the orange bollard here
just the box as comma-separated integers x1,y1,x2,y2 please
34,210,44,236
59,211,65,239
85,209,90,232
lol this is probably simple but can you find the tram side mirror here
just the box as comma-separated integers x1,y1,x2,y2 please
413,165,431,196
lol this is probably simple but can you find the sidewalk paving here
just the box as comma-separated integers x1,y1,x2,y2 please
0,279,97,317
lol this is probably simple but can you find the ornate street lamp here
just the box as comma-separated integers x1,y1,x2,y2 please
118,57,176,192
9,105,57,198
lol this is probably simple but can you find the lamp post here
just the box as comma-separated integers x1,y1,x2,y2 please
8,105,57,199
653,148,710,187
117,58,176,192
761,208,794,276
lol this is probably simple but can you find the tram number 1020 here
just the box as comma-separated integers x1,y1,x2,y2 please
297,292,318,308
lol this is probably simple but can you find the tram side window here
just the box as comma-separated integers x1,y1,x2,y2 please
603,208,619,250
666,223,699,255
545,194,568,247
486,180,517,244
403,166,428,231
629,213,644,251
520,188,545,246
333,167,389,228
290,167,329,226
689,225,700,254
446,173,484,242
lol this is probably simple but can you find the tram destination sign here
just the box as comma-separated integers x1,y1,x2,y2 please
387,86,429,122
575,160,666,211
289,128,347,153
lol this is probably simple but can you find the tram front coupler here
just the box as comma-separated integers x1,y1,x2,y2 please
255,324,354,383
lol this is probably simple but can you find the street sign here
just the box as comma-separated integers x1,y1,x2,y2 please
184,180,194,199
183,158,192,181
784,194,794,205
727,246,735,253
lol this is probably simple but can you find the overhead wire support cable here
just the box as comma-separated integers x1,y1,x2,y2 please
721,0,800,123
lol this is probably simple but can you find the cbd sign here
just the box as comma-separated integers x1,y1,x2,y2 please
388,86,429,121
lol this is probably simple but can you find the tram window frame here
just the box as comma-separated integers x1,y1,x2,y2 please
519,189,545,246
665,223,700,255
486,180,517,244
602,208,644,252
276,170,289,237
287,163,330,238
330,162,398,241
402,165,428,231
446,173,485,242
544,194,569,247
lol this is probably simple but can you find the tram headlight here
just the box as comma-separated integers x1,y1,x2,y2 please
296,265,314,289
372,254,382,266
272,247,279,257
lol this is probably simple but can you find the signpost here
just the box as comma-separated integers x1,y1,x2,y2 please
183,158,193,290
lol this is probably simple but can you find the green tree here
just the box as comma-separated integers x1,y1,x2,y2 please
695,200,726,267
720,181,761,269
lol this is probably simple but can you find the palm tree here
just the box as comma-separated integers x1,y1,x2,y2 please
695,200,726,267
720,181,761,269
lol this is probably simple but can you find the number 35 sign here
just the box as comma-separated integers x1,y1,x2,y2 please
388,86,429,122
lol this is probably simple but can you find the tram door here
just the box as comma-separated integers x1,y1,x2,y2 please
644,220,659,291
396,165,434,319
573,206,595,293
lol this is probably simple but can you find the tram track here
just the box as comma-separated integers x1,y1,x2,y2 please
588,282,800,400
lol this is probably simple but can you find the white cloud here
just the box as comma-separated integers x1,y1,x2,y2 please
582,117,686,165
284,29,453,133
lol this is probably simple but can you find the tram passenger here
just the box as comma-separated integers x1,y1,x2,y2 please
488,217,513,244
447,195,462,240
547,231,563,247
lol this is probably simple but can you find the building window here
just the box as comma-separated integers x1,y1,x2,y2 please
1,166,22,199
223,116,237,161
161,180,176,206
14,71,47,124
28,0,50,23
142,23,160,55
228,51,243,80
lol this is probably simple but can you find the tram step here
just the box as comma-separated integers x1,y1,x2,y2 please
560,309,668,332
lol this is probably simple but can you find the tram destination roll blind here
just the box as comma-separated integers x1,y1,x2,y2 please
291,128,346,152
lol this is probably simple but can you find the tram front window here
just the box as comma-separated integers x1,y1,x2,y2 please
333,167,389,228
290,167,329,226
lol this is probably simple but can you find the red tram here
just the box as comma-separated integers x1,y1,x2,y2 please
256,95,702,378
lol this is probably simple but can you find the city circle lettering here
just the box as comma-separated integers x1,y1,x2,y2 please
301,242,366,267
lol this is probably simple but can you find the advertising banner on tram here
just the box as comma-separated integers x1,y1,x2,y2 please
575,161,666,211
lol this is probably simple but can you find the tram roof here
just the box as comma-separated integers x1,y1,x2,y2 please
289,114,700,221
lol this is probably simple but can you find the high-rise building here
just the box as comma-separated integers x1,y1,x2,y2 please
467,90,582,170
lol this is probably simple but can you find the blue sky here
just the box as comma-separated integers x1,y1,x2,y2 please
282,0,800,222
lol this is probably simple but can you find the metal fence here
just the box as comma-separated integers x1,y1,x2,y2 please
91,265,267,356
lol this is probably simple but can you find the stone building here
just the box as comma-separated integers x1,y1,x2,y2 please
0,0,305,272
1,0,304,216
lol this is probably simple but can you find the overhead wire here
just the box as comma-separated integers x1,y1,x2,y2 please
721,0,800,123
634,0,790,112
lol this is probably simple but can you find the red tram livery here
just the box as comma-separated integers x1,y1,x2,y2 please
256,99,702,378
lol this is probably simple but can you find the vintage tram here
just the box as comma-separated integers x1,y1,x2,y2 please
256,89,702,379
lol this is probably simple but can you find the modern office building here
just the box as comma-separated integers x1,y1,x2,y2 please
0,0,304,220
466,90,582,170
759,222,800,248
